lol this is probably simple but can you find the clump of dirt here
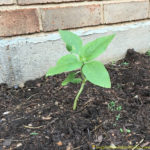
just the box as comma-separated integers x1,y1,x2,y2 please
0,49,150,150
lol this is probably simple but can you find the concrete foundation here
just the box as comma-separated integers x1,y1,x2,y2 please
0,20,150,86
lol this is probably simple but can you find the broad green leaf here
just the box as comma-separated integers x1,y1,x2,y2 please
62,72,82,86
59,30,82,54
82,61,111,88
79,34,115,61
46,54,82,76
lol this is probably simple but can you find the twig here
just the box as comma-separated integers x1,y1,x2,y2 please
24,125,43,129
73,145,83,150
26,93,39,100
91,124,102,133
132,139,144,150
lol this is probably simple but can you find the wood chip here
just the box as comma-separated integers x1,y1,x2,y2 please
57,141,63,146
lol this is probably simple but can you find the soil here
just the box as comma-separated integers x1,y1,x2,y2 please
0,49,150,150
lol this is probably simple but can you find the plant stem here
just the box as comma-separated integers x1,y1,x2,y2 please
73,78,86,110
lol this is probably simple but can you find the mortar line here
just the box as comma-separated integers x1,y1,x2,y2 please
0,19,150,40
37,8,43,31
0,0,146,10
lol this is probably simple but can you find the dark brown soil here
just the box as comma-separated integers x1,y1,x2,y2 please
0,49,150,150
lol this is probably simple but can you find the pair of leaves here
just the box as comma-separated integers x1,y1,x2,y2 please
62,72,82,86
60,29,115,62
47,30,115,88
79,34,115,62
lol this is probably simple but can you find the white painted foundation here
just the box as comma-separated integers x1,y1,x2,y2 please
0,20,150,86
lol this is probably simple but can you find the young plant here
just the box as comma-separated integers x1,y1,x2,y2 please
46,30,115,110
146,50,150,56
121,62,129,66
120,128,131,134
108,101,122,126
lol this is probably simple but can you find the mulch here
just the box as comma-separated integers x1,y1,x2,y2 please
0,49,150,150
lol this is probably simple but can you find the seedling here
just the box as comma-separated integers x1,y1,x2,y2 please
116,83,122,89
146,50,150,56
108,101,122,126
121,62,129,66
120,128,131,133
30,132,38,136
116,114,121,121
108,101,116,111
46,30,115,110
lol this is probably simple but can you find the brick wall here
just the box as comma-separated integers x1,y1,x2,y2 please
0,0,150,37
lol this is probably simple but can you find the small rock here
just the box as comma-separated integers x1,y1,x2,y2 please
19,83,24,88
95,135,103,143
60,106,64,109
45,136,49,139
66,142,73,150
1,118,6,122
16,143,22,148
55,101,59,106
134,95,139,99
3,111,11,115
36,83,41,87
28,124,32,127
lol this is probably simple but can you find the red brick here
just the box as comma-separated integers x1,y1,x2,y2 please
103,0,149,24
0,9,40,37
41,4,102,32
18,0,84,5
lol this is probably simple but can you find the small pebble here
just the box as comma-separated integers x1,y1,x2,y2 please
1,118,6,121
19,83,24,88
60,106,64,109
55,101,59,106
3,111,11,115
16,143,22,148
36,83,41,87
134,95,139,99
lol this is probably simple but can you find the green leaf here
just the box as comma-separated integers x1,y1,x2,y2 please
30,132,38,136
62,72,82,86
120,128,123,133
79,34,115,61
46,54,82,76
72,78,82,84
126,129,131,133
82,61,111,88
59,30,82,54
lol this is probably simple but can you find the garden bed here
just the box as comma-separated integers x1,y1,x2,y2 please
0,49,150,150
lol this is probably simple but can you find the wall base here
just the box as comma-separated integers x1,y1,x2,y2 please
0,20,150,86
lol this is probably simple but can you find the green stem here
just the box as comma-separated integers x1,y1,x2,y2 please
73,78,86,110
